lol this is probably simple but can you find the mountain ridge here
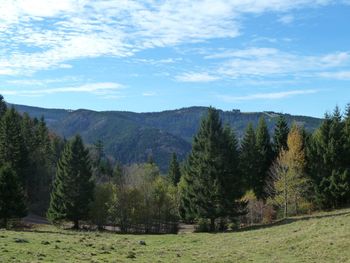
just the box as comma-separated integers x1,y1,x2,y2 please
11,103,323,171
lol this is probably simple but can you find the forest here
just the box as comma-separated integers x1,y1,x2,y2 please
0,94,350,234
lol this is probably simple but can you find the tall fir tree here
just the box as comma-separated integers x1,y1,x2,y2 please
180,108,245,231
47,135,94,229
0,163,27,228
168,153,181,186
239,123,259,190
255,117,273,200
0,108,28,187
0,94,7,118
308,107,350,208
345,104,350,170
273,115,289,156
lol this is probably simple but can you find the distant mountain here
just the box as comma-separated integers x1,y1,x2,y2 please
12,104,323,172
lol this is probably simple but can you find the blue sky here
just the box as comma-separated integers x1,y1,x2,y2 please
0,0,349,117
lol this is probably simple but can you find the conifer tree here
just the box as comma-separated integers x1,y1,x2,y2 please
309,107,350,208
255,117,273,200
0,94,7,118
0,108,28,186
268,125,308,217
47,135,94,229
273,115,289,156
168,153,181,186
180,108,245,231
239,123,259,190
0,163,27,228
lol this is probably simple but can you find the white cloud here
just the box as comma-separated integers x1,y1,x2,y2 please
0,82,123,96
0,0,341,75
204,48,350,79
142,92,157,97
218,89,319,102
319,71,350,80
278,14,295,24
176,72,219,82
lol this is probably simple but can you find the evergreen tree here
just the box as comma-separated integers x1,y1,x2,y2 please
180,108,245,231
47,135,94,229
273,115,289,156
0,108,28,186
239,123,259,190
308,107,350,208
0,94,7,118
168,153,181,186
0,163,27,228
255,117,273,200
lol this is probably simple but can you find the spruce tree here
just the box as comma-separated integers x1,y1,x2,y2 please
273,115,289,156
309,107,350,208
255,116,273,200
0,108,28,186
0,94,7,118
239,123,259,190
180,108,245,231
47,135,94,229
0,163,27,228
168,153,181,186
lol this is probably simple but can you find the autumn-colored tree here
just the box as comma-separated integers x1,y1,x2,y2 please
267,124,308,218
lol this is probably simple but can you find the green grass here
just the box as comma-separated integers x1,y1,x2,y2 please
1,209,350,262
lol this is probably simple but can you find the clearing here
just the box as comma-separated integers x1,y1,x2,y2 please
0,208,349,262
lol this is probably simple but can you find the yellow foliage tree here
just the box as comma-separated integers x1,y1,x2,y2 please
267,124,309,218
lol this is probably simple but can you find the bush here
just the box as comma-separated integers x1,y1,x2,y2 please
195,218,210,232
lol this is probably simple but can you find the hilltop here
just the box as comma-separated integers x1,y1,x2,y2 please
12,104,322,171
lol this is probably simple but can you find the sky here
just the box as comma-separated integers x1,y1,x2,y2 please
0,0,349,117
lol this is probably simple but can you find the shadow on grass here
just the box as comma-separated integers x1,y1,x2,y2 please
237,209,350,233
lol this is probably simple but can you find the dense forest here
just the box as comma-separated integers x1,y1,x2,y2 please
12,104,322,171
1,94,349,233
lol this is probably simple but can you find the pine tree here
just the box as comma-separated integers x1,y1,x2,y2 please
0,108,28,186
309,107,350,208
168,153,181,186
47,135,94,229
0,94,7,118
343,104,350,166
180,108,245,231
0,163,27,228
239,123,259,190
273,115,289,156
255,117,273,200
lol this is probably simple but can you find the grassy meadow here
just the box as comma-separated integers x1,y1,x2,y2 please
0,209,349,263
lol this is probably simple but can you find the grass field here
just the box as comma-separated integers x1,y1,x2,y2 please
1,209,350,263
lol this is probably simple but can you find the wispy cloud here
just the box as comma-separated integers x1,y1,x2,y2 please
278,14,295,24
194,48,350,80
0,82,123,96
0,0,340,75
176,72,219,83
319,71,350,80
142,92,157,97
218,89,319,102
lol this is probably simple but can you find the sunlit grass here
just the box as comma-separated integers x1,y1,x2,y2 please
1,208,349,262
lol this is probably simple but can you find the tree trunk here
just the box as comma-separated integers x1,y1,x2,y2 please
210,218,215,232
284,173,288,218
73,219,79,230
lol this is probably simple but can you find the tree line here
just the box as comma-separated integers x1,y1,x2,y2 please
1,94,349,233
178,105,350,231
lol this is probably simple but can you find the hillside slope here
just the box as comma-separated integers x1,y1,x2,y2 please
13,104,322,171
1,208,349,262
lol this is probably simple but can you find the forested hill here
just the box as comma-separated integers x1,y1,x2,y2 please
12,104,322,171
